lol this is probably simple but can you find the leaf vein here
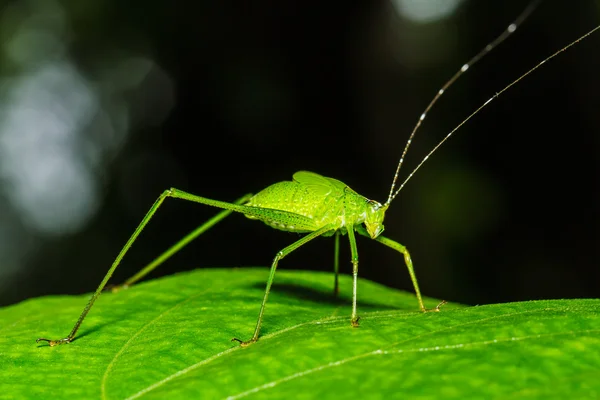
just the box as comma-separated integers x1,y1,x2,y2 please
101,289,213,400
225,329,600,399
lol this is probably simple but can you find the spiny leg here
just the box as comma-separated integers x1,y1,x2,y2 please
38,190,173,346
37,188,277,346
356,225,427,312
333,231,340,297
119,194,254,289
232,224,335,347
347,227,360,327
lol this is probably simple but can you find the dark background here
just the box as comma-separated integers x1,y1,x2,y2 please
1,0,598,308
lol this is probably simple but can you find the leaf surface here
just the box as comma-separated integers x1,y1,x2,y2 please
1,268,599,399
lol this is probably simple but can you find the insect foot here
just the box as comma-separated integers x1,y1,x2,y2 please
231,337,257,348
36,337,72,347
110,284,130,293
426,300,447,313
102,283,130,293
351,316,360,327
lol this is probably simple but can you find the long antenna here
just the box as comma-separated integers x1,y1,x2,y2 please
385,0,541,206
392,23,600,196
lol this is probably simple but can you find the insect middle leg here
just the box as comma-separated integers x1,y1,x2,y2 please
232,224,335,347
347,227,360,327
333,231,340,297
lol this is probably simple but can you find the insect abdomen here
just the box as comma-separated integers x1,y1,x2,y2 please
244,181,340,232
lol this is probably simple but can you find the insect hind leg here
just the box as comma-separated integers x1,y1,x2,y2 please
38,188,255,346
115,193,254,289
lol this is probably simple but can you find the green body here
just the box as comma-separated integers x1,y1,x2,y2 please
37,171,425,347
246,171,386,239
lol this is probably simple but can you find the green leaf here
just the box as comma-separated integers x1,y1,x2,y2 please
1,268,599,399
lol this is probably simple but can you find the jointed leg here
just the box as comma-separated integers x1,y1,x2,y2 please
121,194,254,288
37,188,258,346
333,231,340,296
355,225,427,312
347,228,360,327
232,224,335,347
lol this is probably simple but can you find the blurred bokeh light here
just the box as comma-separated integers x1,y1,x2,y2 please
0,0,598,309
0,0,173,296
393,0,465,23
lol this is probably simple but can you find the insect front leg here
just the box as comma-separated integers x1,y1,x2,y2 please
232,224,335,347
355,225,428,313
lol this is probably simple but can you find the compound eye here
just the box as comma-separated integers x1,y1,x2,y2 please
368,200,382,211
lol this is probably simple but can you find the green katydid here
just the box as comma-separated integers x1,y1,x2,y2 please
37,1,599,347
